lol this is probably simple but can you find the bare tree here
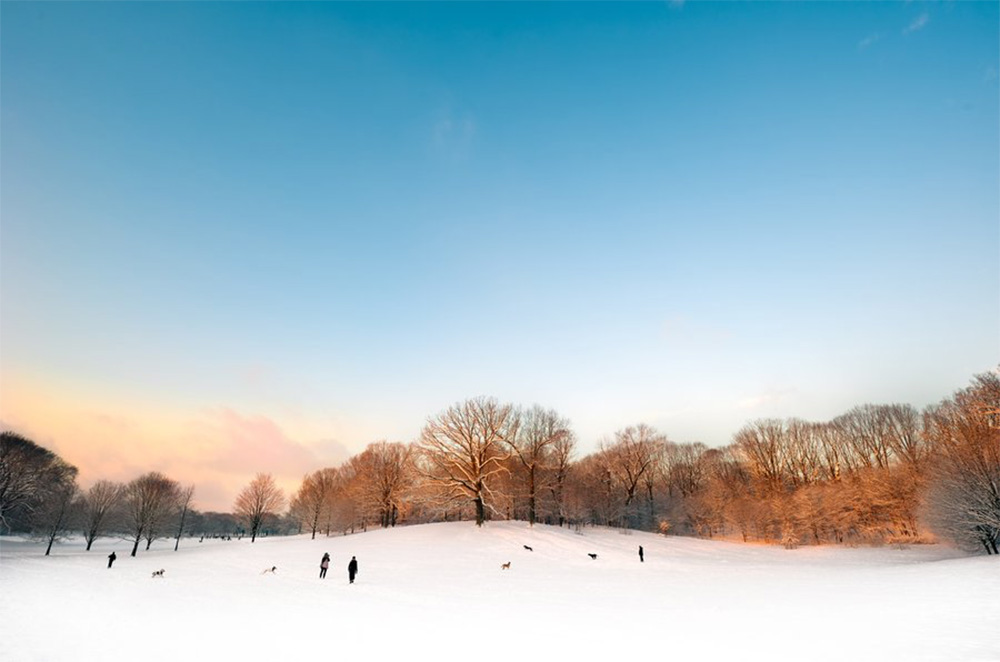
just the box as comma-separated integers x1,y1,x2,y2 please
667,442,710,498
883,404,926,471
340,455,372,532
547,429,576,526
0,432,76,533
784,419,821,487
81,480,123,551
506,406,572,526
570,450,619,526
639,439,668,529
705,445,755,541
173,485,195,551
292,468,337,539
815,421,849,481
354,441,415,528
234,473,286,542
418,397,514,526
602,424,665,527
34,468,80,556
735,419,788,494
122,472,181,557
836,405,894,470
924,372,1000,554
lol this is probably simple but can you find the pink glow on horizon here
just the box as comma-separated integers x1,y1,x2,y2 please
0,375,354,511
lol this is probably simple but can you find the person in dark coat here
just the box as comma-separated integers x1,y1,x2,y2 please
347,556,358,584
320,552,330,579
639,545,644,563
107,551,117,569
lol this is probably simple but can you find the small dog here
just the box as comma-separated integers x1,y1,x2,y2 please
151,569,165,578
262,566,277,575
500,561,511,570
523,545,533,551
587,553,598,560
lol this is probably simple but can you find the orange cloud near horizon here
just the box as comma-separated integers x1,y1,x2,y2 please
0,375,355,511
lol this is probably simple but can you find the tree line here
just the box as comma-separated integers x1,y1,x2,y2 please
285,371,998,555
2,371,997,554
0,443,296,555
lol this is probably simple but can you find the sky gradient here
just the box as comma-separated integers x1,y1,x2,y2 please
2,2,997,510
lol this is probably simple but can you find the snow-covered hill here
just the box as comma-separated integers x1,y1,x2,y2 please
1,522,996,661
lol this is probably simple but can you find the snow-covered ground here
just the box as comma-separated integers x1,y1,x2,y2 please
2,522,997,661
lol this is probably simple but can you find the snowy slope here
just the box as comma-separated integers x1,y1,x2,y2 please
1,522,997,662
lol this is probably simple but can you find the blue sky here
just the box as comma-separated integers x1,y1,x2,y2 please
2,2,997,508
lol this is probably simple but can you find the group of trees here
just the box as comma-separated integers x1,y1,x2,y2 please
3,371,997,555
0,431,298,553
283,373,997,555
0,432,78,554
0,436,201,555
285,399,574,533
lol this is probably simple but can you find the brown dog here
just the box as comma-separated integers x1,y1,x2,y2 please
500,561,511,570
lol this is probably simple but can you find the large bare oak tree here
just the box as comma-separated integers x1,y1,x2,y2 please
418,397,514,526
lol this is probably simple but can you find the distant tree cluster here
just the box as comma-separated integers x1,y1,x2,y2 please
3,371,997,555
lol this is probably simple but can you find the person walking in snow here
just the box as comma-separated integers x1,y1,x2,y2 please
107,551,117,569
639,545,644,563
347,556,358,584
320,553,330,579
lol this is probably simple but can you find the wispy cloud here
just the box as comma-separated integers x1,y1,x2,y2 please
858,33,880,51
738,388,794,410
903,12,929,35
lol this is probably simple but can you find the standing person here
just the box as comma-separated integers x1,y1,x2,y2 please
320,552,330,579
107,551,117,569
347,556,358,584
638,545,644,563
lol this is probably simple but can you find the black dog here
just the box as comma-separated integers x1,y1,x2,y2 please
523,545,533,552
587,553,598,560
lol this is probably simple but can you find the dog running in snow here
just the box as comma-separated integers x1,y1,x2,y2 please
587,553,598,560
523,545,533,551
151,569,165,578
501,562,511,570
262,566,277,574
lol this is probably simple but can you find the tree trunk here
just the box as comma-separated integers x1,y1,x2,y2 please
45,514,65,556
528,465,536,526
174,505,189,552
475,497,485,527
131,533,141,557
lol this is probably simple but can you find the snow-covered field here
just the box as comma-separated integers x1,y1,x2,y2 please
2,522,997,661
